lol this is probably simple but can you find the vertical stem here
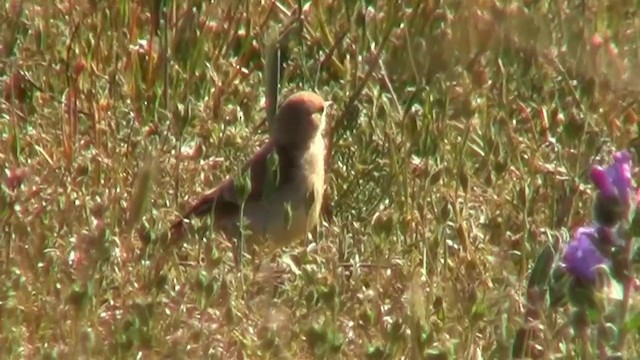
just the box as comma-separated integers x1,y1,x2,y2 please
237,203,246,292
615,236,634,352
596,320,610,359
579,314,591,359
572,308,592,358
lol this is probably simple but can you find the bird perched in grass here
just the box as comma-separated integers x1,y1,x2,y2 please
168,91,331,263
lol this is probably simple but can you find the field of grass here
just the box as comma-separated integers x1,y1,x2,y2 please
2,0,640,358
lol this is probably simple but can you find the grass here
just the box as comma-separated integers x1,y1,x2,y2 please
1,0,640,358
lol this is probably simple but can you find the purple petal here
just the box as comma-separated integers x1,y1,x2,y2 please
562,226,609,282
590,166,616,197
606,151,634,205
590,151,637,210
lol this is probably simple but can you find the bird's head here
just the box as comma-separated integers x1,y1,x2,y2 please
271,91,331,148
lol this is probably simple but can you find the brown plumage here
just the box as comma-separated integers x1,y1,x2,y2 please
168,91,330,255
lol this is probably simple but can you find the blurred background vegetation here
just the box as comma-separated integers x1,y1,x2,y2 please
1,0,640,358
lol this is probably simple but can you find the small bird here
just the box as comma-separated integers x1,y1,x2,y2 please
168,91,330,262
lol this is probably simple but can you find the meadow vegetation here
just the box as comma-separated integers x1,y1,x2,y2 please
2,0,640,358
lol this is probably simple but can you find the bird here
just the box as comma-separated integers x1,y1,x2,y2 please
167,91,331,263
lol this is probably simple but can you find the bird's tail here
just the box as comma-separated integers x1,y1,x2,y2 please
164,192,220,245
146,192,222,291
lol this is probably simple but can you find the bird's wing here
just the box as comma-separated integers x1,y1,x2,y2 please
168,141,277,239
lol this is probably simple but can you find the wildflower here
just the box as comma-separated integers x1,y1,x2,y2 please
590,151,636,225
562,226,609,283
590,150,635,208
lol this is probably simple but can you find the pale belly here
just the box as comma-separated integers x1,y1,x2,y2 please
241,179,323,251
221,139,326,253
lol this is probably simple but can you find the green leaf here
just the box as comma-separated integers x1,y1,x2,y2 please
235,169,253,203
567,279,599,313
527,244,555,291
548,269,569,309
262,151,280,200
606,278,624,301
629,205,640,237
283,202,293,230
625,311,640,334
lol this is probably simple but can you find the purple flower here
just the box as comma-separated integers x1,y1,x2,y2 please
590,150,635,208
562,226,609,283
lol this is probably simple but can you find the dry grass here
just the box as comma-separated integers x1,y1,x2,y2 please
2,0,640,358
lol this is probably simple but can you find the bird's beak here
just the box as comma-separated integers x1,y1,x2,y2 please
319,101,333,134
322,101,333,120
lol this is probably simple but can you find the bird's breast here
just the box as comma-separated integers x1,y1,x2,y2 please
243,135,326,249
